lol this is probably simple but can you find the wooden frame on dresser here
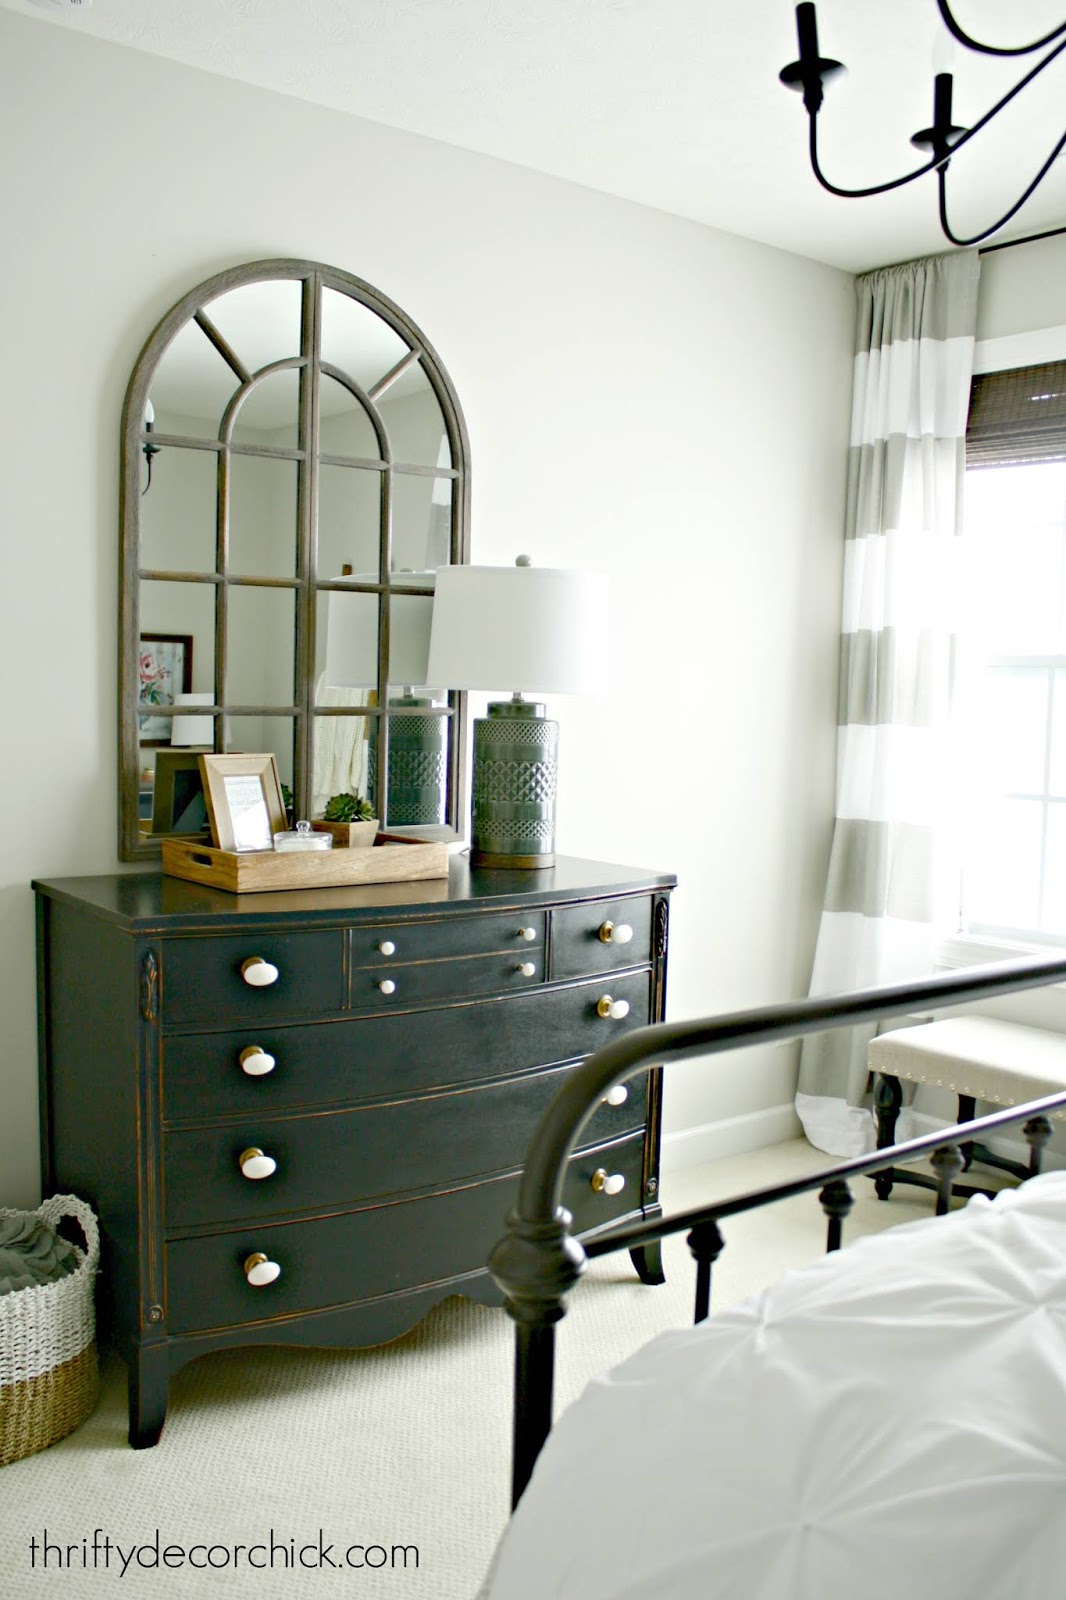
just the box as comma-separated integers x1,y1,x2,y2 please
34,855,674,1447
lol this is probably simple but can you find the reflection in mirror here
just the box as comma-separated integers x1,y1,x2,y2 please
141,445,218,574
319,374,381,460
230,456,298,579
376,707,449,829
318,464,382,581
203,280,304,372
229,368,301,449
226,587,295,707
148,319,239,441
320,287,409,392
312,712,372,817
226,717,296,793
377,363,451,469
121,260,469,859
139,581,216,707
394,470,453,573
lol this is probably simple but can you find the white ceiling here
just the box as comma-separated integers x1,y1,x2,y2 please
6,0,1066,273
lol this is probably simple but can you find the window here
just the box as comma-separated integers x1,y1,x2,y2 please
955,360,1066,945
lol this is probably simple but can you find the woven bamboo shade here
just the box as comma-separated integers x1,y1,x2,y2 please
967,361,1066,468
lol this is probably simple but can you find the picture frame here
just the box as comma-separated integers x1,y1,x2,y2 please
199,753,287,853
138,633,193,746
150,750,210,838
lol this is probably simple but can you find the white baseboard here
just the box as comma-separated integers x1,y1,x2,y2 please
661,1102,803,1173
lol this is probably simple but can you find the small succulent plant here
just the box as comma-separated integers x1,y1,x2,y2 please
324,792,377,823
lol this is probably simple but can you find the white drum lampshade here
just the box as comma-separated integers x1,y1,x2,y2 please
170,692,214,747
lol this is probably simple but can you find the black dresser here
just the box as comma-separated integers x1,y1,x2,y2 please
34,856,674,1446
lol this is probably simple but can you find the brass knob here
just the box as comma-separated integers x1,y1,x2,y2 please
596,995,630,1020
590,1168,625,1197
378,940,396,956
516,961,537,977
239,1045,276,1077
378,978,396,996
241,956,279,988
238,1147,277,1181
599,921,633,945
517,926,537,942
603,1084,629,1106
243,1252,281,1287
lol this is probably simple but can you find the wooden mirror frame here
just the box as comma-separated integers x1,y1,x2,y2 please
119,259,470,861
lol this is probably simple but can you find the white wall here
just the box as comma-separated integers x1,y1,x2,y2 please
0,11,854,1206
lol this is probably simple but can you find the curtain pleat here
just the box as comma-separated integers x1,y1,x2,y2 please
796,251,981,1157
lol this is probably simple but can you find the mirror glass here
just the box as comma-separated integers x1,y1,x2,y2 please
230,455,298,579
120,260,468,857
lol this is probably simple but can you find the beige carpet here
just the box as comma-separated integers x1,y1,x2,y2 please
1,1142,934,1598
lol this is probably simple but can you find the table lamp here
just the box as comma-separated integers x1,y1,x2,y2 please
426,556,608,867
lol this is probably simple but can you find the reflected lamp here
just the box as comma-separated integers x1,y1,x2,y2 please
170,691,214,748
426,557,608,868
321,574,446,826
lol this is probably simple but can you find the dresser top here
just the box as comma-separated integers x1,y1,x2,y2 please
33,855,676,932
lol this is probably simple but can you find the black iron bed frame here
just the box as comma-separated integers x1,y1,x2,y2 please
489,953,1066,1508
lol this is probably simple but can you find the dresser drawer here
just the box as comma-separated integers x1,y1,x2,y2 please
161,931,345,1025
350,949,544,1010
164,1066,648,1227
164,1132,646,1333
350,909,546,968
551,895,654,978
163,969,653,1119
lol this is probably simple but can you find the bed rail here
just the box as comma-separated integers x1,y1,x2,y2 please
488,953,1066,1507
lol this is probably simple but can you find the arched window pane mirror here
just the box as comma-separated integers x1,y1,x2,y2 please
120,258,470,861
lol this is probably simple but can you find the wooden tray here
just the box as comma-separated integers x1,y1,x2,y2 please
161,833,448,893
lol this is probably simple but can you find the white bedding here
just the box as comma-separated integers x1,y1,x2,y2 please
481,1173,1066,1600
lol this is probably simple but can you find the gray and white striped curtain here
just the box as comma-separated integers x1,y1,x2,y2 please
796,250,981,1156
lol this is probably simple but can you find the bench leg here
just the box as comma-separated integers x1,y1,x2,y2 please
1024,1115,1053,1176
957,1094,977,1170
874,1073,902,1201
931,1142,965,1217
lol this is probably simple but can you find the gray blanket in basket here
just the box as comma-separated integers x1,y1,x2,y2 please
0,1213,80,1295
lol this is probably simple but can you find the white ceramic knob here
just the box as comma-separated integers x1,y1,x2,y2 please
591,1168,625,1197
516,961,537,977
241,957,279,988
243,1252,281,1287
603,1084,629,1106
378,978,396,996
599,921,634,945
596,995,630,1020
239,1045,276,1077
238,1147,277,1181
378,940,396,956
517,926,537,942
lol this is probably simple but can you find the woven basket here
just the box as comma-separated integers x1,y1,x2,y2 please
0,1194,100,1467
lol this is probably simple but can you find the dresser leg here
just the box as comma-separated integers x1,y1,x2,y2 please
629,1241,665,1286
128,1344,169,1449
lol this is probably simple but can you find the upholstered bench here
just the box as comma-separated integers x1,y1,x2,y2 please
867,1016,1066,1214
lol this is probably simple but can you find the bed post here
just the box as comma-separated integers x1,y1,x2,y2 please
489,1206,587,1508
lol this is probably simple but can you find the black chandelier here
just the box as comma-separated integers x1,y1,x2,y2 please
779,2,1066,246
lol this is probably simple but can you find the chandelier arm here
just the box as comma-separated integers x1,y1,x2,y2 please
937,125,1066,246
805,34,1066,200
935,1,1066,58
809,116,936,198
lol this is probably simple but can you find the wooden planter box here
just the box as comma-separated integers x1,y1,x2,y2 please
311,819,379,848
